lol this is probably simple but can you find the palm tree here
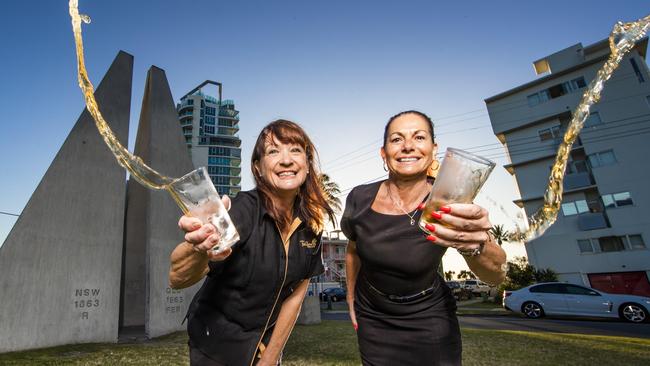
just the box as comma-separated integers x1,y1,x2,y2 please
490,224,510,246
319,173,342,216
457,270,476,280
444,270,456,281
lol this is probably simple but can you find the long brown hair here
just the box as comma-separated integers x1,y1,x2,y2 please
251,120,335,233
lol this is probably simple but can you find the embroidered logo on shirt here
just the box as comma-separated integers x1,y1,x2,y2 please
300,238,317,249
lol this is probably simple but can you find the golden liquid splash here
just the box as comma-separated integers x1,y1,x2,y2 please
69,0,190,212
69,0,649,231
508,14,650,242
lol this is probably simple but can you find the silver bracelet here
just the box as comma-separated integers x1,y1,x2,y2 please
457,241,484,257
457,231,490,257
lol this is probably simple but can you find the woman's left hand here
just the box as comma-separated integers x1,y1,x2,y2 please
421,203,492,252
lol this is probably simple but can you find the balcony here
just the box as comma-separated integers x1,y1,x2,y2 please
578,212,609,231
563,172,593,190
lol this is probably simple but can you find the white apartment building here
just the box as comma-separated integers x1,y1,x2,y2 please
485,37,650,296
177,81,242,197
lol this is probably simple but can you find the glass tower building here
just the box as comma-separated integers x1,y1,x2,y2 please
177,81,242,197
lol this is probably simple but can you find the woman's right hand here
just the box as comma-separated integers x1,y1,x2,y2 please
347,294,358,331
177,197,233,262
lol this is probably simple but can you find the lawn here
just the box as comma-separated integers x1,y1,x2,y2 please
1,321,649,365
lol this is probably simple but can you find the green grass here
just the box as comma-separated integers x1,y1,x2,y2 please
1,321,649,365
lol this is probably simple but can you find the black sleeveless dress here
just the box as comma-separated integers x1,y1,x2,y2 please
340,181,462,366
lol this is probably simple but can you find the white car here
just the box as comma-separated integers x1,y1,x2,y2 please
461,279,491,295
503,282,650,323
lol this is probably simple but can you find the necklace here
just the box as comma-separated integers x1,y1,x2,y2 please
386,182,425,226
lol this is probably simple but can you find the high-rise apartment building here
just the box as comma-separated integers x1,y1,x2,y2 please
485,38,650,296
177,81,242,197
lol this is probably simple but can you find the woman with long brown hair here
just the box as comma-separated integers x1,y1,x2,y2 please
169,120,334,366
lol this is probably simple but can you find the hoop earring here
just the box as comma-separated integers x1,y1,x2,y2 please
383,160,388,172
427,159,440,178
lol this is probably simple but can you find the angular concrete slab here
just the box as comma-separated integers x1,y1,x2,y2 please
122,66,201,338
0,52,133,352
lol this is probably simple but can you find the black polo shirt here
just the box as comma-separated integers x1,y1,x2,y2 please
187,189,324,366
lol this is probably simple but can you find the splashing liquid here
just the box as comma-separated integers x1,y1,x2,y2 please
69,0,189,212
508,14,650,242
69,1,649,233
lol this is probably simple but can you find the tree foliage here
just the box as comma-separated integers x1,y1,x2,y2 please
444,270,456,281
501,257,558,290
490,224,510,245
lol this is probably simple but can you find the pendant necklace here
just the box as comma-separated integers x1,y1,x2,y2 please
387,182,423,226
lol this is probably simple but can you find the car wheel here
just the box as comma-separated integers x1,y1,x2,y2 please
619,303,648,323
522,301,544,319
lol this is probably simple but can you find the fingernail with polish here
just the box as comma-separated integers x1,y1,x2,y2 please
193,222,202,230
416,203,425,211
426,235,437,242
431,211,442,220
440,206,451,214
425,223,436,232
353,324,358,331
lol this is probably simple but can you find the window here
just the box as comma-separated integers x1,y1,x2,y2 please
210,176,230,185
208,157,230,165
613,192,633,207
527,77,586,107
630,58,645,83
584,112,602,127
209,147,231,156
588,150,617,168
578,239,594,253
562,200,589,216
205,116,215,125
598,236,625,252
187,99,194,105
564,285,598,296
562,203,578,216
205,106,216,116
204,125,215,135
538,125,561,142
208,166,231,175
530,284,565,293
628,235,646,249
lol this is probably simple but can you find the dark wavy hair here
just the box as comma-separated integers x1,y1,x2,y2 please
383,110,435,147
251,120,335,233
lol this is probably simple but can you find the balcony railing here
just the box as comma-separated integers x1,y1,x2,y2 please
564,172,593,190
578,212,609,231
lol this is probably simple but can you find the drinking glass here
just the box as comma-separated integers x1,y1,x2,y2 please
168,167,240,253
418,148,495,234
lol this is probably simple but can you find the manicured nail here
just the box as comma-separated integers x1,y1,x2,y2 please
425,223,436,232
426,235,437,242
431,211,442,220
353,324,358,331
440,206,452,214
192,222,202,230
416,203,425,211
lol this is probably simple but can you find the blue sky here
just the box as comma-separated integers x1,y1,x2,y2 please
1,0,648,271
